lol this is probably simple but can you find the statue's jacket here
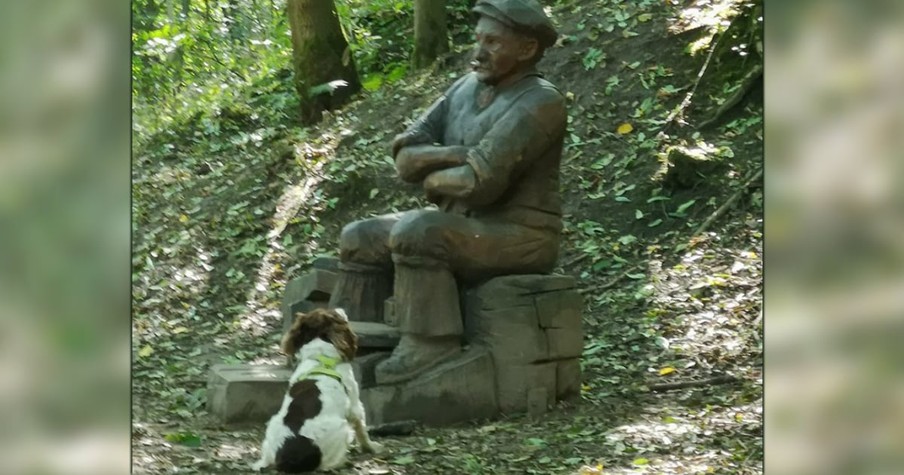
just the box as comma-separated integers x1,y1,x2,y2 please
395,69,567,234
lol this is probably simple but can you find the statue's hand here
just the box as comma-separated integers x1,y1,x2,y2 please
391,131,432,158
422,165,476,202
396,146,469,183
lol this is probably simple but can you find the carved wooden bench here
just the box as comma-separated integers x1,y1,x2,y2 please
208,263,583,426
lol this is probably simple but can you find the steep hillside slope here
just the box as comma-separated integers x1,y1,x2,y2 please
132,0,762,473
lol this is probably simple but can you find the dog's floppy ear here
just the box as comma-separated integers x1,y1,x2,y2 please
280,310,329,357
327,309,358,361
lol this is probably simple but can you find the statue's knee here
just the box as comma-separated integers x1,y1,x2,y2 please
339,219,389,263
339,221,364,254
389,213,446,256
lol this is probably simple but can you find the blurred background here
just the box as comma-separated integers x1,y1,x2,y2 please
764,1,904,473
0,0,131,473
0,0,901,472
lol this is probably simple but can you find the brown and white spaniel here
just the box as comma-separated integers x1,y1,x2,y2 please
251,308,382,472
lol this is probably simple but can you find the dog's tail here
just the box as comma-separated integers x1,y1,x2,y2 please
275,435,321,473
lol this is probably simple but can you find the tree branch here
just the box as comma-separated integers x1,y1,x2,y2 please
648,374,738,392
582,265,643,293
692,168,763,237
697,63,763,130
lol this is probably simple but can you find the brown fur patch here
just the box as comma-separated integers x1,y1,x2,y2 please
283,379,322,434
280,308,358,361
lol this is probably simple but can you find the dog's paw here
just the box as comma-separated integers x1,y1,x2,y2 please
365,441,385,454
250,460,266,472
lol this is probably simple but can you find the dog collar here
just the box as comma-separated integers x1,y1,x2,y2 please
295,354,343,383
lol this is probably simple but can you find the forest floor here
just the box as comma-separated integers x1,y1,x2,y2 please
132,0,763,473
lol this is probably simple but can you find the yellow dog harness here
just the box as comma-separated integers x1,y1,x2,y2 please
292,354,343,384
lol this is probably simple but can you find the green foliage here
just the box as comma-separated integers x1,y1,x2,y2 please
132,0,476,145
336,0,414,83
132,0,295,143
582,47,605,70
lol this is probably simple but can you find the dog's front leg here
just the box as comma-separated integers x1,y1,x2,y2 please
250,451,272,472
353,417,383,454
349,401,383,454
344,368,383,454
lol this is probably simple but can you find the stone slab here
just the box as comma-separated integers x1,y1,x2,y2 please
527,387,549,418
545,327,584,360
281,268,338,331
556,359,582,401
360,347,498,426
494,361,556,413
470,274,576,310
535,290,583,329
351,351,390,389
350,321,400,349
312,256,340,272
478,274,577,295
207,364,291,425
464,305,548,364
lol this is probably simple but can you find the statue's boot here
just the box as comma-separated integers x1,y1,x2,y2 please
375,334,460,385
375,256,463,385
328,262,393,323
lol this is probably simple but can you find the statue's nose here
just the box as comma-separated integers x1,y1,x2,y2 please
474,47,490,62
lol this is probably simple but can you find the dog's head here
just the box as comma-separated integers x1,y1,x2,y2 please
281,308,357,363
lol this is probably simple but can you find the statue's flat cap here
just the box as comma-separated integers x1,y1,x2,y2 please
472,0,558,49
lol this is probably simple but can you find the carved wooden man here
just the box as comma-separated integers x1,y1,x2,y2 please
329,0,566,384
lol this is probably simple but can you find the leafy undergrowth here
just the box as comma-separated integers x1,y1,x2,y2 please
132,0,762,473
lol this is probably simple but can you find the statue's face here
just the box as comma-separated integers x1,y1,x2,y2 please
472,16,537,85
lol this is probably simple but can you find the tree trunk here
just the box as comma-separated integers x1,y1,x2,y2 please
413,0,448,69
287,0,361,124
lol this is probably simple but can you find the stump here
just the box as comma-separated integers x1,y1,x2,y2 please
462,274,584,413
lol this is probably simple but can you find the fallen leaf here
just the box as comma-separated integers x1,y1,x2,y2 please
578,464,603,475
164,432,201,447
391,455,415,465
138,345,154,358
659,366,675,376
617,122,634,134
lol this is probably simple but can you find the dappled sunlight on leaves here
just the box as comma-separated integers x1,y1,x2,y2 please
668,0,749,37
237,159,329,335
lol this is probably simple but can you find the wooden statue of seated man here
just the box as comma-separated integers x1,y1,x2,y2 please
329,0,567,385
